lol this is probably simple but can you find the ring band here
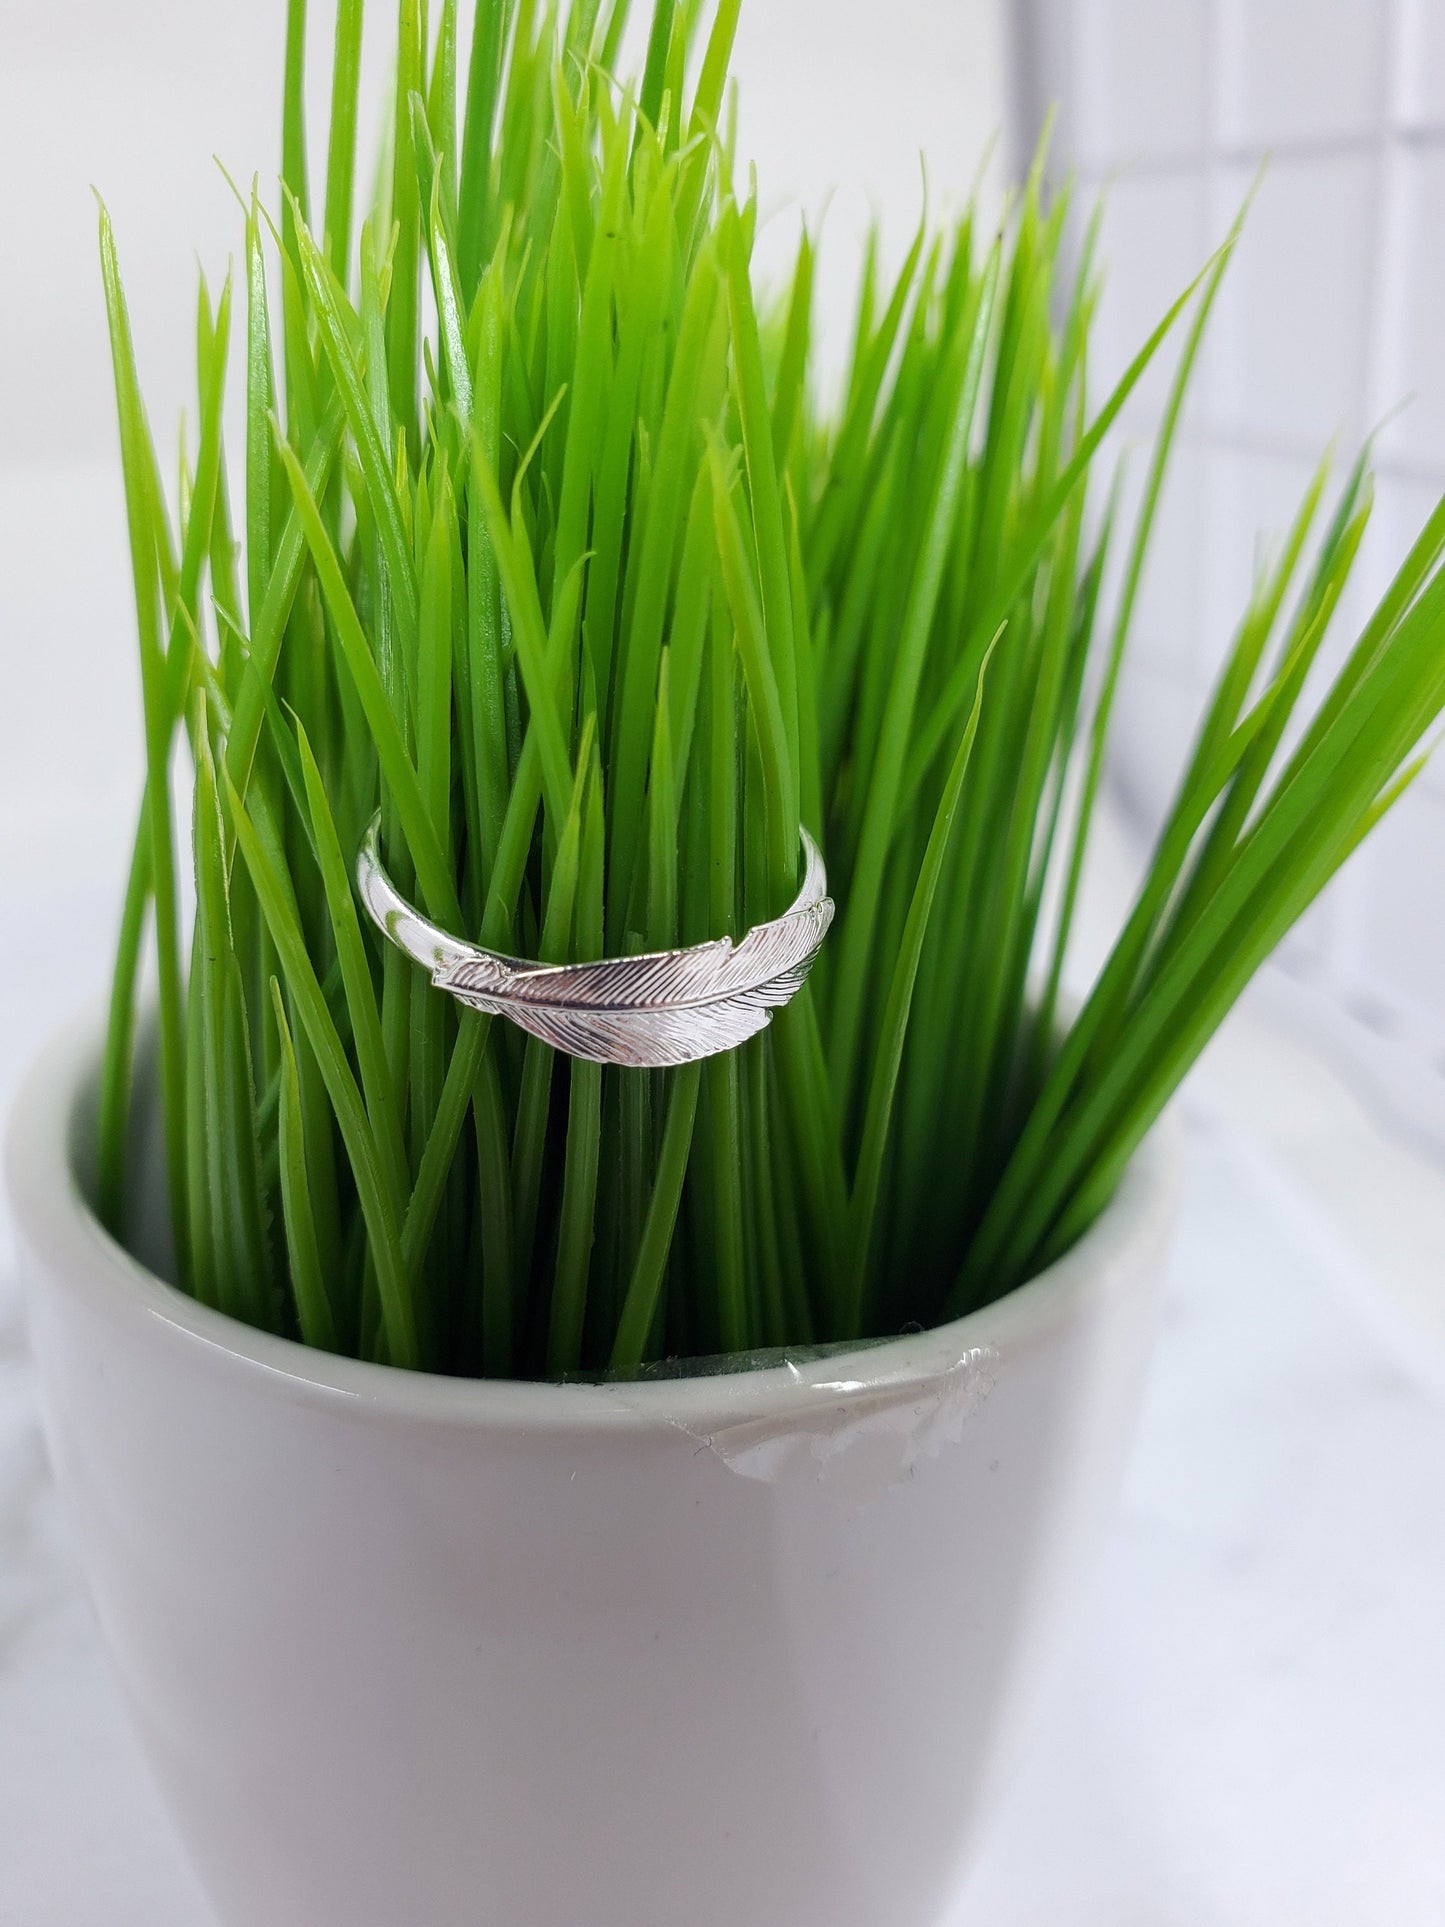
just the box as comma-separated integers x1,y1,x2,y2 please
355,816,834,1070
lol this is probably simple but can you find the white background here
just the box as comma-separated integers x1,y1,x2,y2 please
1017,0,1445,1153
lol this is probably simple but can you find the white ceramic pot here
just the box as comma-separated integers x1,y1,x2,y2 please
7,1014,1180,1927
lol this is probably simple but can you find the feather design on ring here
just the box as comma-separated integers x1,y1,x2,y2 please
354,815,834,1070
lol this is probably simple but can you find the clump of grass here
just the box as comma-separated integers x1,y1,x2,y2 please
96,0,1445,1378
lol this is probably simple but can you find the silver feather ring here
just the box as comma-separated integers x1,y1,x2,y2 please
355,815,834,1070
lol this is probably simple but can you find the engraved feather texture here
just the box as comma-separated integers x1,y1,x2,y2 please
355,815,834,1069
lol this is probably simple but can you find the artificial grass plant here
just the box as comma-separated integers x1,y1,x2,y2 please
95,0,1445,1379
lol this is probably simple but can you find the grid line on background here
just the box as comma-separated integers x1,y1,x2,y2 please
1011,0,1445,1151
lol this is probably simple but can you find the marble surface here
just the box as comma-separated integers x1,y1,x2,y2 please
957,1090,1445,1925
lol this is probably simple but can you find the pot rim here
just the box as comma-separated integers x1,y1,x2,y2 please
5,1007,1180,1435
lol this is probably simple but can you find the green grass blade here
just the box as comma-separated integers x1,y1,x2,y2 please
270,980,341,1351
323,0,365,277
845,636,994,1331
281,0,311,256
229,774,420,1368
97,200,190,1287
274,427,458,921
609,1060,701,1373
